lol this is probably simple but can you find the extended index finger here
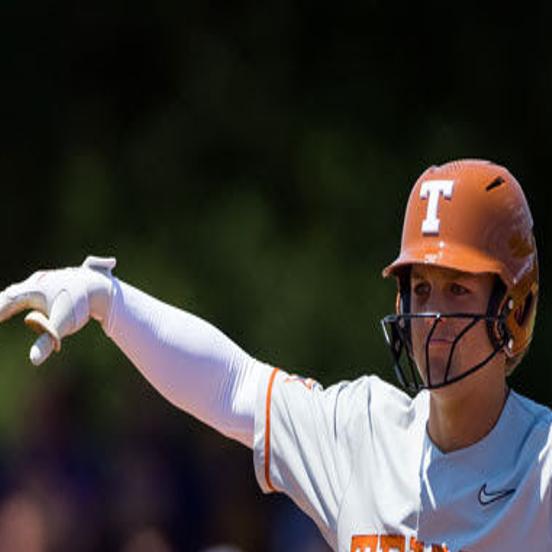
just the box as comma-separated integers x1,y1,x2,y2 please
0,273,48,323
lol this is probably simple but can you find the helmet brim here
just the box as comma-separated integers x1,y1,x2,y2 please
382,241,510,286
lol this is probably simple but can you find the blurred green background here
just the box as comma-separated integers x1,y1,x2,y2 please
0,3,550,551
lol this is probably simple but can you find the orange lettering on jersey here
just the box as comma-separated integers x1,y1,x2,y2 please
380,535,405,552
409,537,425,551
350,534,378,552
351,534,451,552
284,374,318,390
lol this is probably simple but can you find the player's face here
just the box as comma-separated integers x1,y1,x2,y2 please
409,265,497,387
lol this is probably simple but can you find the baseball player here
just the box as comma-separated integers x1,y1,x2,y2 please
0,159,548,552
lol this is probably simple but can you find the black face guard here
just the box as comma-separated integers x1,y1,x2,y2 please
380,312,510,394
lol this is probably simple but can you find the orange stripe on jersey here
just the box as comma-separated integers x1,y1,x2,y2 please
264,367,279,492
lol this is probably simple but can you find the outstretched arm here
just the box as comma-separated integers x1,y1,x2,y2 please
0,256,271,448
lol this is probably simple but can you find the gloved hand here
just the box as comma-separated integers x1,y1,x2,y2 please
0,256,116,366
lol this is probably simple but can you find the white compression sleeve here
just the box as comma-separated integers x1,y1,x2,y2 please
102,278,272,448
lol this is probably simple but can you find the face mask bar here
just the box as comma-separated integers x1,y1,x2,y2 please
380,312,509,394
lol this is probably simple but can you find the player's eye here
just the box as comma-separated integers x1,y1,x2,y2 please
413,282,430,297
450,283,469,296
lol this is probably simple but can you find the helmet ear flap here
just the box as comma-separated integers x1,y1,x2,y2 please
513,291,535,328
505,277,538,356
486,277,508,350
503,285,538,375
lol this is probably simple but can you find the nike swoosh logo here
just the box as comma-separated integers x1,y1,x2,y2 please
478,483,516,506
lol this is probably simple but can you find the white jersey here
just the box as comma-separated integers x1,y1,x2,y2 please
253,368,552,552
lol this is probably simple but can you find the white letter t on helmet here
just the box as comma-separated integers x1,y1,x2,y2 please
420,180,455,235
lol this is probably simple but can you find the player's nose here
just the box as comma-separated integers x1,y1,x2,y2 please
419,294,457,336
423,287,454,315
421,313,448,335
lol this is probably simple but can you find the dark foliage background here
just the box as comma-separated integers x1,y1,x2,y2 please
0,3,549,551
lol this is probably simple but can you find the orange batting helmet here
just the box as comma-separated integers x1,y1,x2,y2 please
381,159,538,391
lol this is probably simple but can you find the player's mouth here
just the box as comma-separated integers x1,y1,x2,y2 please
428,337,454,347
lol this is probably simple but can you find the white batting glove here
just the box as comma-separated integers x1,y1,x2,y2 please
0,256,117,366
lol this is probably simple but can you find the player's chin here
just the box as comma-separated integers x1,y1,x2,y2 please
417,354,460,389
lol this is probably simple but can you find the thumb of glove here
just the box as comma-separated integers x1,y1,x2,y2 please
24,290,76,366
28,331,56,366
